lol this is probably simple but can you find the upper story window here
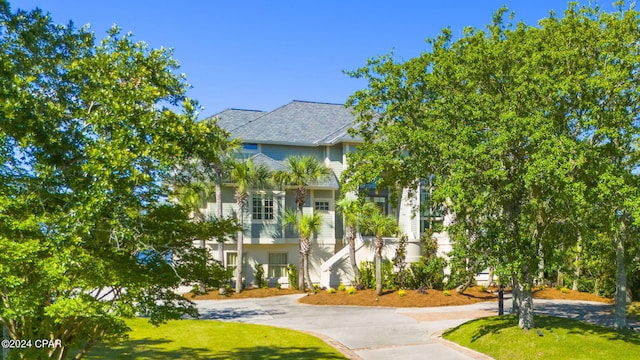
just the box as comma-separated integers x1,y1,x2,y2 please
314,201,330,211
242,143,259,153
252,194,274,220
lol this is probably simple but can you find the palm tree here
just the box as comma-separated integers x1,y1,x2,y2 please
336,196,365,285
273,155,329,291
284,209,322,291
361,203,399,295
229,158,270,293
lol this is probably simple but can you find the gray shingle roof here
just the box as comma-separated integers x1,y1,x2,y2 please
206,109,265,132
214,100,362,145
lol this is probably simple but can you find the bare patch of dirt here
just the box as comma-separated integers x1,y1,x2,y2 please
298,287,498,307
185,286,615,307
532,287,613,304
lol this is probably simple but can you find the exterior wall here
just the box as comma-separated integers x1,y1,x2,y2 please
261,144,324,161
326,144,345,179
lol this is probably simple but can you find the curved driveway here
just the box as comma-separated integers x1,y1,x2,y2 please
195,294,628,360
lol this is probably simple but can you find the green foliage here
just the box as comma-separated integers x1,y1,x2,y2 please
398,289,407,297
338,283,346,292
392,235,410,289
287,264,299,290
254,263,266,288
344,1,640,328
358,261,376,289
326,287,336,294
407,235,446,290
347,286,357,295
443,290,451,297
0,4,239,359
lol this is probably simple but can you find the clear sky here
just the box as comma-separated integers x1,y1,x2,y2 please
10,1,618,119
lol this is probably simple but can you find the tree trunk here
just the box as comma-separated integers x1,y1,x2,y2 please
304,253,314,291
614,232,628,329
375,254,382,295
298,249,305,292
514,269,534,329
375,237,383,295
198,238,207,293
235,212,244,293
572,232,582,291
348,227,360,284
557,269,563,289
511,272,520,315
216,182,224,263
537,243,545,286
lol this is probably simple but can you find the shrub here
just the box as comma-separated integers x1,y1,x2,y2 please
254,263,266,288
359,261,375,289
538,284,546,291
326,287,336,294
417,286,428,295
398,289,407,297
382,260,396,290
314,284,320,293
287,264,298,290
443,290,451,296
338,283,346,292
347,286,357,295
276,281,282,289
560,287,570,294
479,284,488,293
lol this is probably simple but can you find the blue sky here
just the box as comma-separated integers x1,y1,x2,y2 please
11,1,618,118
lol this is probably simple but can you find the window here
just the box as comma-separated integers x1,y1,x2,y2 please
226,252,237,272
242,143,258,152
314,201,330,211
268,253,288,278
252,195,262,220
252,194,275,220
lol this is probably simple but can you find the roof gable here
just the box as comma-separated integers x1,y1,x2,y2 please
215,101,361,146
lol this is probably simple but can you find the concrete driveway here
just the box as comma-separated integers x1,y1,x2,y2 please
195,294,626,360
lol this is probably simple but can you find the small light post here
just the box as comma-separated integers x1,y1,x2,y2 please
498,284,504,316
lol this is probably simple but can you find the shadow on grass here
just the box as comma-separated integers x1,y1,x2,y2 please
215,345,346,359
444,315,518,343
443,314,640,346
88,338,212,359
536,315,640,345
89,341,346,360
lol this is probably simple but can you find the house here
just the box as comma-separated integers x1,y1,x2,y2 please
201,100,454,288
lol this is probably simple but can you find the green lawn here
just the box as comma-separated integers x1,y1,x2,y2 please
443,315,640,360
87,318,346,359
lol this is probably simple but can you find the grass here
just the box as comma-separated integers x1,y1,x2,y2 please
87,318,346,359
443,315,640,360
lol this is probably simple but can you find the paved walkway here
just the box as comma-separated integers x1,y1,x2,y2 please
195,294,634,360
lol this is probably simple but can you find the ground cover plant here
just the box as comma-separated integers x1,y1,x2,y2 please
87,318,346,360
443,315,640,360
